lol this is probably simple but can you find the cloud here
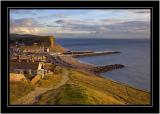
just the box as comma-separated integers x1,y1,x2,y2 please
10,9,150,38
54,13,67,18
54,18,150,33
10,27,46,34
134,10,150,14
106,21,150,32
55,20,65,24
10,18,43,27
10,18,46,35
10,9,37,15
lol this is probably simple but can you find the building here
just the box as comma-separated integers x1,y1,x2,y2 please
22,46,50,53
9,61,52,78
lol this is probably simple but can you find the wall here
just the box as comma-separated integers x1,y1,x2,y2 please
10,73,27,82
31,75,41,85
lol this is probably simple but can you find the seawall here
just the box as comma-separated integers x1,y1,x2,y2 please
69,51,120,58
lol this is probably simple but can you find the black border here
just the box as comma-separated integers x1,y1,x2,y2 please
1,1,159,113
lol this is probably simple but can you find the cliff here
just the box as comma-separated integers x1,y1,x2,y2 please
10,34,67,53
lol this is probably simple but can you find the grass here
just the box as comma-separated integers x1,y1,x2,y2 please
37,83,124,105
35,67,66,87
10,81,35,104
36,68,150,105
36,74,62,88
55,83,124,105
10,66,150,105
68,70,150,105
36,89,59,105
54,66,65,75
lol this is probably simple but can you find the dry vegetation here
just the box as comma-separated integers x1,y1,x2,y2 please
37,68,150,105
10,81,35,104
36,74,62,88
68,70,150,105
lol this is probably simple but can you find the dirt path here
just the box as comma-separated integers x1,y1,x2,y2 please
13,70,69,105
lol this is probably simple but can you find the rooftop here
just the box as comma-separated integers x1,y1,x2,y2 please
10,62,39,71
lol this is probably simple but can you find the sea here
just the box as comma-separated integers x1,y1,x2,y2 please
56,38,151,92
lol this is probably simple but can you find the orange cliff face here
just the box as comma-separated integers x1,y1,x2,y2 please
49,35,67,53
49,36,55,49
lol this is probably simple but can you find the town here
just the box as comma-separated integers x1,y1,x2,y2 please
10,35,125,83
8,8,151,106
10,36,64,82
9,34,151,106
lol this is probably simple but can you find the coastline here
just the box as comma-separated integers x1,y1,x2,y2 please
99,73,150,93
9,35,150,105
77,59,96,66
58,53,149,93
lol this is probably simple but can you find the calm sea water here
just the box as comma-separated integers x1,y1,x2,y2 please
56,39,151,91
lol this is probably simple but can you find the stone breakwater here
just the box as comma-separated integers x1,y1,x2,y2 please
40,52,125,74
47,53,125,74
88,64,125,74
64,51,120,58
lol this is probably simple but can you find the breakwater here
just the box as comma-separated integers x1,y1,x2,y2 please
89,64,125,73
64,51,120,58
49,54,125,74
38,53,125,74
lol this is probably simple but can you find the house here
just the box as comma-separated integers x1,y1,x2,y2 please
22,46,50,53
10,55,47,63
10,61,52,79
37,62,47,78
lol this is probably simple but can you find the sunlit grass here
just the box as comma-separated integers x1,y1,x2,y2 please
37,68,150,105
68,70,150,105
36,74,62,88
10,81,35,104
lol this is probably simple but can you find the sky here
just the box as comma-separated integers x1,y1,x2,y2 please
10,9,150,39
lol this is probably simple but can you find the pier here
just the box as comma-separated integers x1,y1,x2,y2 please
63,51,120,58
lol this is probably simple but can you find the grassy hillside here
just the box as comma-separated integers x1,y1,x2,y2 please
10,81,35,104
10,67,150,105
68,70,150,105
36,74,62,88
37,67,150,105
38,83,124,105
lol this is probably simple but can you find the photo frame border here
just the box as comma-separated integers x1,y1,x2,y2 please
1,1,159,113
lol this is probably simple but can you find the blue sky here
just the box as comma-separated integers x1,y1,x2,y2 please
10,9,150,39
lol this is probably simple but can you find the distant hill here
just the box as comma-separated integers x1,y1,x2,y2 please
10,34,51,46
10,34,67,52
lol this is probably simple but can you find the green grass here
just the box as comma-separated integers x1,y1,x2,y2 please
10,81,35,104
36,74,62,88
36,89,59,105
37,83,124,105
54,66,65,75
68,70,150,105
55,84,91,105
55,83,124,105
36,68,150,105
10,67,150,105
36,67,66,87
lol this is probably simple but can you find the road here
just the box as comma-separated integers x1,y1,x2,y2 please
12,70,69,105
